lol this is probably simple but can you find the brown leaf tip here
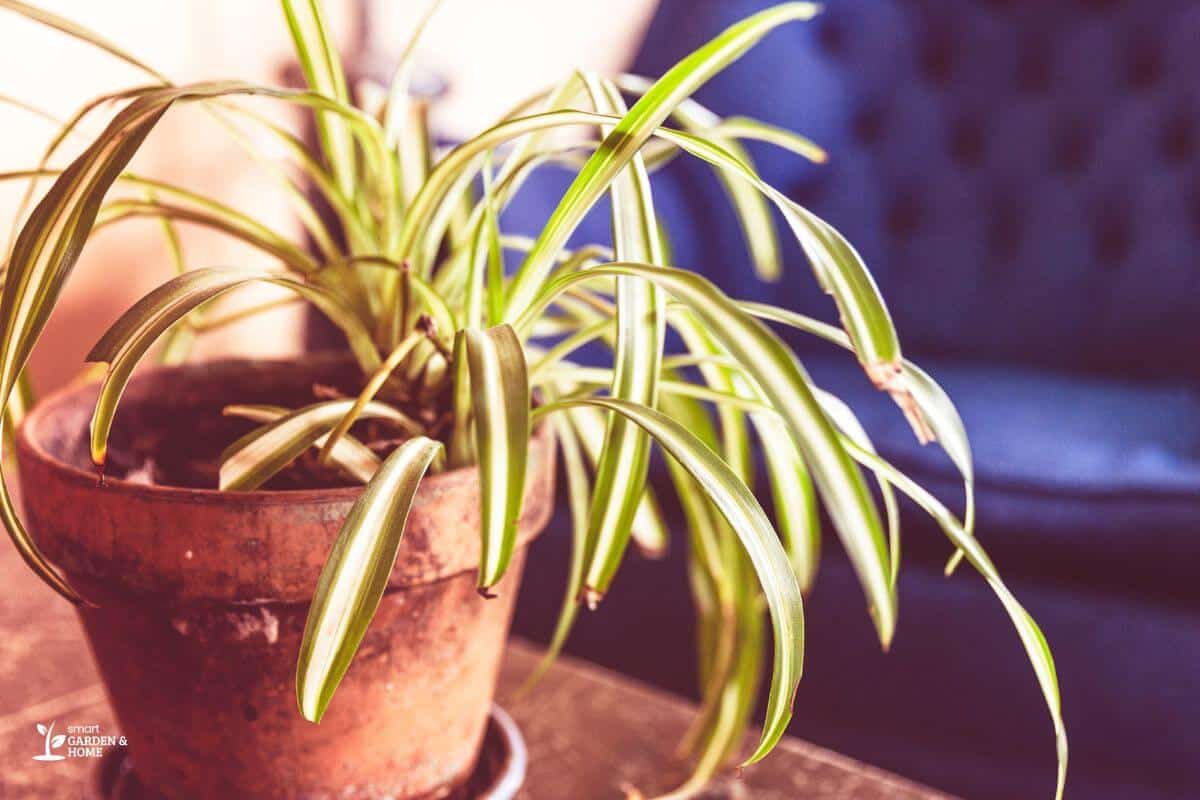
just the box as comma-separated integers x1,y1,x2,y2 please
865,360,935,445
634,542,668,560
477,587,499,600
580,586,604,611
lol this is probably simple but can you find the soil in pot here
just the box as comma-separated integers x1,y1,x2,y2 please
97,353,447,490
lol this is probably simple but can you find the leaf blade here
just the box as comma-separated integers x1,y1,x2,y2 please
464,325,530,590
504,2,821,314
223,404,381,484
87,267,379,467
516,262,896,647
837,437,1066,800
279,0,356,199
219,400,409,492
575,74,665,600
296,436,442,722
537,396,803,765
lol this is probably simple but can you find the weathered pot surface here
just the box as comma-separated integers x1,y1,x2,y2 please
16,356,556,800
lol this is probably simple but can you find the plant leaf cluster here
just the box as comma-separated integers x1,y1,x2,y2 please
0,2,1064,795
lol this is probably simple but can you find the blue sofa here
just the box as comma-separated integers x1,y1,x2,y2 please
509,2,1200,798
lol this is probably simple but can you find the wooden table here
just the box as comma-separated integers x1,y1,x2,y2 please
0,544,950,799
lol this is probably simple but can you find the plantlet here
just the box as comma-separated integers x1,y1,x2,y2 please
0,1,1066,795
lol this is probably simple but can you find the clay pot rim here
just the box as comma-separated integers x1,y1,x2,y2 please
18,356,549,507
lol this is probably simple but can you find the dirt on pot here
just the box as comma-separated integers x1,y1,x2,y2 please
17,356,557,799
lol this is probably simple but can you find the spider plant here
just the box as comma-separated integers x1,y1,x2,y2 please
0,1,1065,795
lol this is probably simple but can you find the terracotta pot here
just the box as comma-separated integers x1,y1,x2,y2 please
16,357,556,800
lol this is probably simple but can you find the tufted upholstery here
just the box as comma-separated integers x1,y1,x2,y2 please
629,0,1200,380
505,2,1200,799
503,0,1200,559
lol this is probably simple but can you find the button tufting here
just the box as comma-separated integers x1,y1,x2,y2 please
702,0,1200,378
1161,114,1195,164
816,17,845,58
886,191,921,238
918,35,955,86
950,117,986,168
1094,212,1131,266
1017,42,1052,94
1126,41,1163,90
1053,126,1091,175
851,105,884,144
988,200,1022,263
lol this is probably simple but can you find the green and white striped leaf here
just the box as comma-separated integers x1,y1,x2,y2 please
296,436,442,722
740,300,976,565
561,401,669,558
516,262,896,647
752,408,820,593
615,75,828,166
655,392,746,777
458,156,506,330
433,105,915,431
575,74,665,601
709,116,828,163
536,396,803,765
0,104,165,604
2,81,387,444
219,400,410,491
280,0,356,199
838,438,1066,800
223,404,380,484
616,73,785,282
504,2,821,314
624,120,909,411
464,325,530,591
815,389,902,591
86,267,378,467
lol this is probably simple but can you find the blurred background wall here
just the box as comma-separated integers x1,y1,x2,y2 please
0,0,654,391
0,2,320,389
